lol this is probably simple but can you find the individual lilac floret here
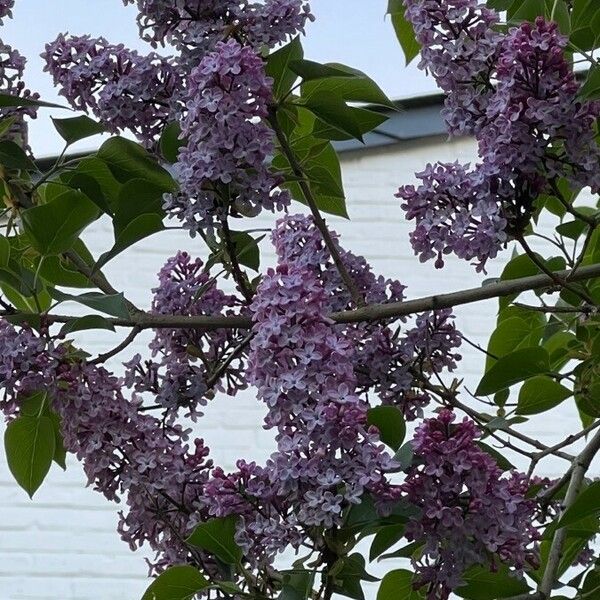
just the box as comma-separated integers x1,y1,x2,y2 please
42,34,181,146
125,252,247,423
397,162,509,272
166,39,289,232
403,410,539,599
403,0,502,136
205,264,400,565
0,0,14,24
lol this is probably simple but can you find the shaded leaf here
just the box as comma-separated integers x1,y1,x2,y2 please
141,565,209,600
476,347,550,396
367,406,406,450
186,516,243,564
517,375,572,415
22,190,99,255
52,115,105,145
4,414,55,498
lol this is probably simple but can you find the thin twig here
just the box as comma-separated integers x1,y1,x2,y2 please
90,326,142,365
63,250,144,316
517,234,595,305
267,107,365,308
220,217,254,304
206,332,254,388
539,428,600,597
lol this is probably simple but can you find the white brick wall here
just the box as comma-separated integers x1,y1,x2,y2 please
0,135,595,598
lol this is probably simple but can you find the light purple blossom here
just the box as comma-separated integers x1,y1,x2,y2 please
0,319,213,573
403,410,539,599
123,0,313,61
125,252,247,423
165,40,289,232
42,34,182,145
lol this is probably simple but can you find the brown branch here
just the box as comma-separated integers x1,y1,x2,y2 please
220,217,254,304
516,234,595,305
89,326,142,365
539,428,600,597
8,262,600,331
267,107,365,308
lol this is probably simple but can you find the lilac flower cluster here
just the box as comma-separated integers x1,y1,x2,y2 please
0,0,13,25
403,0,501,136
396,162,509,272
205,263,399,564
0,4,38,143
165,40,289,232
123,0,312,61
400,5,600,271
125,252,247,424
42,34,181,146
273,214,462,418
0,319,213,572
403,410,539,599
485,19,600,192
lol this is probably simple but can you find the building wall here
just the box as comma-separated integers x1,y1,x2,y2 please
0,135,592,599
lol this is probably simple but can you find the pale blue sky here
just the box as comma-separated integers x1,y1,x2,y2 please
2,0,436,155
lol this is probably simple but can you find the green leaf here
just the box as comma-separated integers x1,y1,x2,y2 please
571,0,600,50
279,570,315,600
393,442,414,471
49,289,130,319
21,190,99,255
229,231,262,271
332,555,378,600
141,565,209,600
52,115,105,146
559,481,600,527
0,94,68,110
580,65,600,101
159,122,185,164
516,375,572,415
266,36,304,101
367,406,406,450
303,92,365,141
301,64,395,109
4,414,56,498
377,569,422,600
64,156,122,212
485,315,545,371
0,235,10,267
311,107,388,141
273,135,347,218
96,213,165,270
387,1,421,65
455,565,531,600
476,347,550,396
0,116,16,138
475,441,515,471
97,137,175,192
290,59,358,82
507,0,546,24
113,179,166,235
369,524,405,561
59,315,116,335
0,140,38,171
186,516,243,564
